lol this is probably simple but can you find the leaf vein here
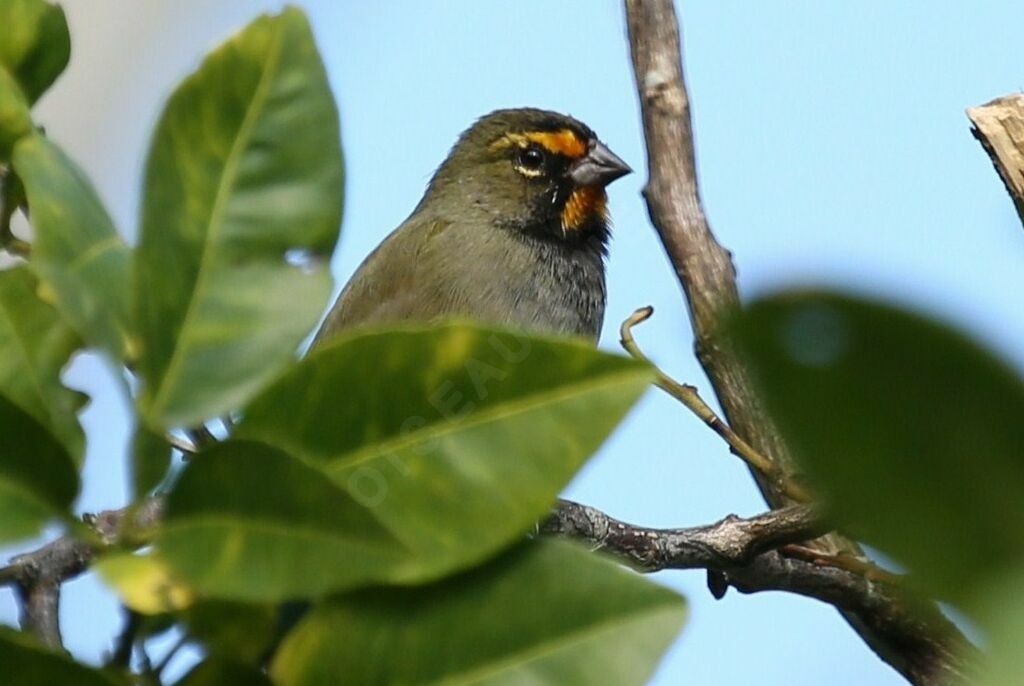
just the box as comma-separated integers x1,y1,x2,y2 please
148,22,286,418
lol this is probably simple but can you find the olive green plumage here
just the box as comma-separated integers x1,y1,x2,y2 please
314,108,630,346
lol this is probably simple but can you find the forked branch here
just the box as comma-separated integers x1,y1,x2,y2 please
622,1,974,682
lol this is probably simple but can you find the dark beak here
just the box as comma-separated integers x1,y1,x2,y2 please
569,140,632,187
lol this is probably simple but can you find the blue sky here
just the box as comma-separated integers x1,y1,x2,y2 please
3,1,1023,684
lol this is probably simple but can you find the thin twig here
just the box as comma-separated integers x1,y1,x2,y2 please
108,608,142,669
619,307,811,502
165,432,199,455
184,425,218,451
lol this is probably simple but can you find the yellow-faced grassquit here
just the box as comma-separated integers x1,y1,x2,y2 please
314,108,631,346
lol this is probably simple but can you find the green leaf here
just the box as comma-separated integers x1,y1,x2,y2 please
94,551,194,614
0,266,85,462
729,290,1024,602
157,440,405,601
135,6,343,428
976,573,1024,686
130,424,172,497
0,627,126,685
12,133,132,359
237,323,652,583
182,600,278,664
272,540,686,686
0,393,77,542
175,657,273,686
0,0,70,104
0,66,33,156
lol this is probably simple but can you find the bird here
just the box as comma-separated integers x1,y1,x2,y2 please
312,108,631,347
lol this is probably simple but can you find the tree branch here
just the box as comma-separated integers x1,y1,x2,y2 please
623,0,800,511
0,499,163,647
622,1,974,683
543,500,826,570
967,93,1024,229
546,499,976,683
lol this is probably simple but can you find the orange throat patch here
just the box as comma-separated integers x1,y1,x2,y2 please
561,186,608,232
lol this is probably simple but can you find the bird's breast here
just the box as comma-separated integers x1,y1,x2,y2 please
451,230,608,341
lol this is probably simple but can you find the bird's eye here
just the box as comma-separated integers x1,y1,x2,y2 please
517,146,546,171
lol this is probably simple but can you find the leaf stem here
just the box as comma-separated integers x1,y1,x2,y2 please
165,432,199,455
619,307,812,502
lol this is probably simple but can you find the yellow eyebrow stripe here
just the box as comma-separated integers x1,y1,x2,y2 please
525,130,588,158
490,128,588,158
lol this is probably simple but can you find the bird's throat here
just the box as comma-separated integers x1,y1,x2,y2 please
561,186,608,233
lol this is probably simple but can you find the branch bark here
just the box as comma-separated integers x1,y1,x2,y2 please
547,499,974,676
543,500,827,571
623,0,798,512
967,93,1024,228
0,499,163,647
623,1,973,683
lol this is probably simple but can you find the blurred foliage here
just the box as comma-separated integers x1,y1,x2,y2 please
730,290,1024,683
175,657,274,686
0,627,126,685
0,266,84,461
131,423,172,499
0,0,68,104
13,133,133,360
94,551,194,615
0,393,77,542
272,540,685,686
180,600,278,665
0,3,685,684
0,67,32,156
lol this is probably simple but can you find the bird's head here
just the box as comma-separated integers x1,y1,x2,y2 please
422,108,631,246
